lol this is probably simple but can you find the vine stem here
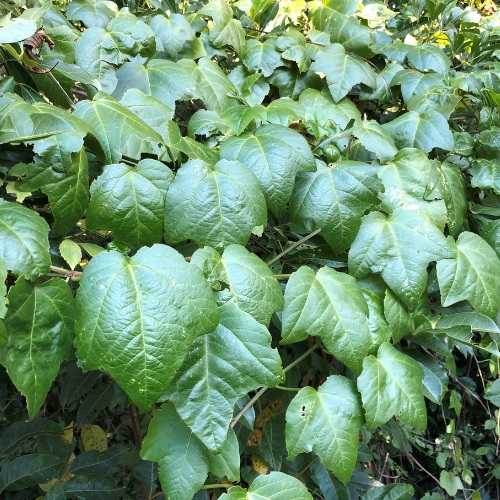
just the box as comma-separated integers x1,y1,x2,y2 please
230,341,321,428
200,483,232,489
266,228,322,267
50,265,82,279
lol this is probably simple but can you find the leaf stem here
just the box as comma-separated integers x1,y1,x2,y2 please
230,341,321,428
49,265,82,280
200,483,232,489
266,228,321,267
272,274,291,279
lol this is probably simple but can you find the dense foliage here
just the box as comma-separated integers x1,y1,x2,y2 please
2,0,500,498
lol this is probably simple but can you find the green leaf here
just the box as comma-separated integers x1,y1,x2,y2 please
282,266,371,374
268,68,322,100
276,31,311,72
67,0,117,28
17,134,89,236
191,244,284,327
299,88,361,129
330,17,374,58
199,0,246,57
86,160,174,249
188,109,232,137
286,375,363,483
375,148,447,230
357,342,427,430
484,378,500,406
194,57,239,113
74,92,164,164
352,120,398,163
266,98,305,126
439,471,463,497
164,159,267,249
78,243,105,258
310,0,359,32
406,350,448,404
141,402,240,500
59,367,101,407
75,245,219,411
0,199,50,280
437,232,500,318
407,86,460,119
74,16,155,94
470,159,500,194
220,124,316,216
0,454,65,493
362,484,414,500
392,70,445,102
244,39,283,77
0,418,64,456
60,240,82,270
150,13,196,58
0,277,75,418
62,474,124,500
0,258,7,319
481,219,500,260
76,382,115,427
261,412,286,471
349,209,453,309
164,303,284,452
407,44,452,73
383,111,454,153
438,161,467,236
112,60,200,110
220,104,267,135
221,471,313,499
289,160,383,252
0,14,37,44
310,43,376,103
384,288,414,342
40,26,77,64
69,446,127,475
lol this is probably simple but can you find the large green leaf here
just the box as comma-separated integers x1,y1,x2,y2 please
74,245,219,411
150,13,196,58
220,124,316,215
0,14,37,44
407,44,452,73
330,16,373,58
282,266,371,375
392,70,445,102
194,57,239,113
67,0,117,28
141,402,239,500
383,111,454,153
220,105,267,136
16,133,89,237
407,86,460,119
0,454,65,493
0,278,75,418
349,209,453,309
286,375,363,483
112,60,200,109
470,158,500,194
0,199,50,280
268,68,322,100
352,120,398,163
375,148,448,230
86,160,174,249
220,471,313,499
310,0,359,32
74,92,163,163
164,159,267,249
164,303,284,452
357,342,427,430
62,475,124,499
199,0,245,57
191,244,284,327
244,39,283,77
74,15,155,93
299,88,361,129
276,31,311,72
437,232,500,318
310,43,376,103
289,160,383,252
437,161,467,236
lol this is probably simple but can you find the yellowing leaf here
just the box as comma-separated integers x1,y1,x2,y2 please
81,424,108,452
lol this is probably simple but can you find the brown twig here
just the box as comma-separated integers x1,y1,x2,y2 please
295,455,320,478
408,453,440,486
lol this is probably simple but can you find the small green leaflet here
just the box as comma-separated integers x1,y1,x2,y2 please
352,120,398,163
191,244,284,327
0,278,75,418
437,232,500,318
357,342,427,430
75,245,219,411
219,471,313,500
282,266,371,375
0,199,51,280
86,160,174,249
349,209,453,309
164,159,266,249
164,303,284,452
220,124,316,216
141,402,240,500
60,240,82,270
286,375,363,484
310,43,376,103
289,160,383,252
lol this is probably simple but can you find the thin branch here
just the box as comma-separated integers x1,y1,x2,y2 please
295,455,319,478
408,453,440,486
266,228,322,267
50,265,82,279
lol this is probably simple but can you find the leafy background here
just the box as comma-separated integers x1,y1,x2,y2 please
1,0,500,499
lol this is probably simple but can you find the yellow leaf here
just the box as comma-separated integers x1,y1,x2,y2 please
252,456,268,475
81,424,108,452
63,422,74,444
